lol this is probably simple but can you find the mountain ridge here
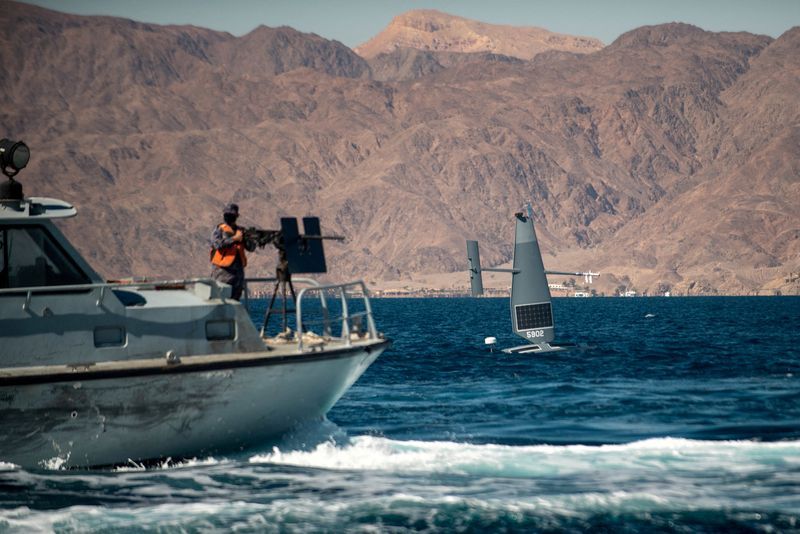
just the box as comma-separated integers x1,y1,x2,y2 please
354,9,604,60
1,2,798,296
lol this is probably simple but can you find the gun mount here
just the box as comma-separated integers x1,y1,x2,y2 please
242,217,344,335
243,217,344,275
243,227,281,251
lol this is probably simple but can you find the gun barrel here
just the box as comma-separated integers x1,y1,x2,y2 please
242,227,281,250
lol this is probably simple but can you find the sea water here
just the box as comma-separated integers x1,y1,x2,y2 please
1,296,799,532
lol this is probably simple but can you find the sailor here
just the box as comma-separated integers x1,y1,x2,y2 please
210,203,247,300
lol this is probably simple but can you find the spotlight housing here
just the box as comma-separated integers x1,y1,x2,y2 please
0,138,30,201
0,138,30,178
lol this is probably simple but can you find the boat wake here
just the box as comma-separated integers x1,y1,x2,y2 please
251,434,800,480
3,433,799,532
6,422,800,481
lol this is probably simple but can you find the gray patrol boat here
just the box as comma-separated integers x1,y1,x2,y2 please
0,139,390,468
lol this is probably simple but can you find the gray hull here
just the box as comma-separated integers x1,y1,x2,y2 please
0,340,387,468
1,193,390,469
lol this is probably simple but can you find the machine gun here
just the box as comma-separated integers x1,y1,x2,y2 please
241,220,344,271
242,227,282,251
242,217,344,335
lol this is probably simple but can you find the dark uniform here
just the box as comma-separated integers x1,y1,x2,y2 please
210,203,247,300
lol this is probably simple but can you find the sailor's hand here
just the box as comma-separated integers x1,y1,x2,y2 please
233,229,244,242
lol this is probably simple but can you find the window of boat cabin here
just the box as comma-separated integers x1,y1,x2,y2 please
0,226,90,289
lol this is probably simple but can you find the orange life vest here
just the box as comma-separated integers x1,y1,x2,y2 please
210,223,247,268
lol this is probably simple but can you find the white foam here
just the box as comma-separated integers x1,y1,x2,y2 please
39,455,70,471
0,502,261,533
249,436,800,479
112,456,223,472
5,437,800,529
0,461,19,471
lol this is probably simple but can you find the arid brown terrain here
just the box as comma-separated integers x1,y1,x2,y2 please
355,9,603,60
1,2,798,295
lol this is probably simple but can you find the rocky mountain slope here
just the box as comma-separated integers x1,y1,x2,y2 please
354,9,603,60
1,3,797,295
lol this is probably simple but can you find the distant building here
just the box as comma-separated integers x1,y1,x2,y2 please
379,288,412,297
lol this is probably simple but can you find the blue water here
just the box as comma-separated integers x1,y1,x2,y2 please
2,297,799,532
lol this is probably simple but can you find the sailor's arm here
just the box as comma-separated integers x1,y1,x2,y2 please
210,226,242,249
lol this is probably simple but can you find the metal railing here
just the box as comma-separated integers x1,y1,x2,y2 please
0,278,220,311
243,277,329,337
241,276,322,315
243,277,378,351
296,280,378,351
4,277,379,351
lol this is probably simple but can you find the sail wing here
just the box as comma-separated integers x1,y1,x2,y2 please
510,212,555,344
466,240,484,296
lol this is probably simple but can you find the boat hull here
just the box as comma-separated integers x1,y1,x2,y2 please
0,340,388,468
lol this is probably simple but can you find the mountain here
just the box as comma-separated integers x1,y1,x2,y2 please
354,9,604,60
592,26,800,295
1,2,798,296
366,47,525,82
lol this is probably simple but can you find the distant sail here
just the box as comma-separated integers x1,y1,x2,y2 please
466,240,484,296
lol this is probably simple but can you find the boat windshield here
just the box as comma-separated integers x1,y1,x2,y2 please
0,225,90,289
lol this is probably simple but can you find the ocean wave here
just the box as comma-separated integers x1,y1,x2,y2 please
2,489,797,533
3,437,799,532
0,502,262,533
250,435,800,479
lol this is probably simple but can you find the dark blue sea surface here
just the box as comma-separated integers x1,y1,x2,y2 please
2,296,799,532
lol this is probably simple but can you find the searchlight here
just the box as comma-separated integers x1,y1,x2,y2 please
0,138,30,201
0,139,30,178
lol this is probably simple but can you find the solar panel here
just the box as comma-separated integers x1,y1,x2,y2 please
515,302,553,330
